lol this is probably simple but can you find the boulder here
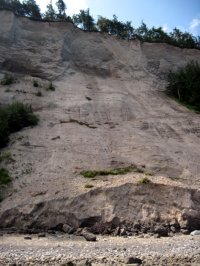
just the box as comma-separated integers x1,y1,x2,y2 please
190,230,200,236
125,257,142,264
62,224,75,234
154,225,168,237
81,229,97,241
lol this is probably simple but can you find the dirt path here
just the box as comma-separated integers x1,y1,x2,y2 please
0,234,200,265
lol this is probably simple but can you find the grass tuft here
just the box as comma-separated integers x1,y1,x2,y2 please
0,168,12,185
36,91,42,97
33,80,39,87
0,102,39,148
1,74,15,85
137,176,151,184
47,82,55,91
81,165,144,178
167,61,200,113
0,151,15,163
84,184,94,188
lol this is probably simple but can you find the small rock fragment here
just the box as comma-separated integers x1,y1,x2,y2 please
113,226,120,236
154,225,168,237
62,224,75,234
125,257,142,264
24,236,32,240
120,228,127,236
81,229,96,241
38,233,46,238
190,230,200,236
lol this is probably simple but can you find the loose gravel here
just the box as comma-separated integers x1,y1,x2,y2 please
0,233,200,265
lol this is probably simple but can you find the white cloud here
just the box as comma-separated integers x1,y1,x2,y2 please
67,0,88,15
162,24,170,33
36,0,50,12
189,18,200,34
190,18,200,30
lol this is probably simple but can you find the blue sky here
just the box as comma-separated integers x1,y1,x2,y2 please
37,0,200,36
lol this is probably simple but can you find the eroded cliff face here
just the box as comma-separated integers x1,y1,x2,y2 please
0,11,200,232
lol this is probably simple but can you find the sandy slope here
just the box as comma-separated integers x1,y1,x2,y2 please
0,11,200,230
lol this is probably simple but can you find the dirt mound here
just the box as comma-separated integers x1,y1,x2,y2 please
0,11,200,232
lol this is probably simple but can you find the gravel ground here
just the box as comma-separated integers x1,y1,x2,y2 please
0,234,200,265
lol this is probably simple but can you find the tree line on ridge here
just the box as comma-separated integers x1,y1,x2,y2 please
0,0,199,49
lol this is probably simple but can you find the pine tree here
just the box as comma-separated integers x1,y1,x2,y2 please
23,0,41,19
43,3,56,21
56,0,66,20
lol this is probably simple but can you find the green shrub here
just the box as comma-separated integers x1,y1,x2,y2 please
1,74,15,85
0,168,12,185
137,176,151,184
33,80,39,87
0,107,9,148
0,102,39,148
0,151,15,163
6,103,38,132
81,165,144,178
36,91,42,97
47,82,55,91
85,184,94,188
167,61,200,112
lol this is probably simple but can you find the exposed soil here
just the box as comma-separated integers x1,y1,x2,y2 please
0,10,200,235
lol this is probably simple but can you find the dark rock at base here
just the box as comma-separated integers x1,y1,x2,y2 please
62,224,75,234
190,230,200,236
65,262,75,266
170,226,177,233
154,233,160,239
154,225,168,237
24,236,32,240
38,233,46,238
81,230,97,241
179,220,188,229
125,257,142,264
168,232,174,237
47,230,56,234
78,260,92,266
133,223,141,230
180,229,189,235
113,226,120,236
120,228,127,236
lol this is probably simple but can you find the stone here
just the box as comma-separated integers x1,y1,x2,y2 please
133,223,141,230
24,236,32,240
170,226,177,233
65,262,75,266
179,220,188,229
154,225,168,237
38,233,46,238
190,230,200,236
125,257,142,264
62,224,75,234
113,226,120,236
120,228,127,236
180,229,189,235
81,230,97,241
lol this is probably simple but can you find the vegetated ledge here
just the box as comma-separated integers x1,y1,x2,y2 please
80,165,145,178
0,182,199,236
